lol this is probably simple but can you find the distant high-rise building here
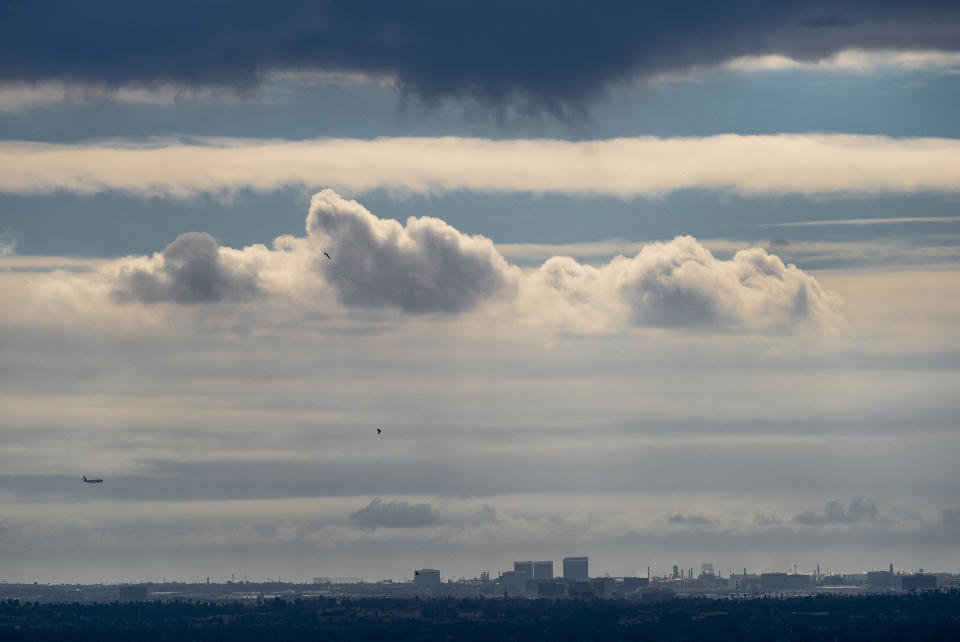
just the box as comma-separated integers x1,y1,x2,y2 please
514,561,534,578
533,561,553,580
563,556,589,580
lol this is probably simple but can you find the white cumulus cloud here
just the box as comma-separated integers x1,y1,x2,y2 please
73,191,841,336
523,236,839,334
306,189,516,314
110,232,262,304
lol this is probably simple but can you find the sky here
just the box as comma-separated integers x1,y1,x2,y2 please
0,1,959,584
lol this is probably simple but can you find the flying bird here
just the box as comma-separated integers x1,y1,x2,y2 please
323,251,331,260
376,428,382,435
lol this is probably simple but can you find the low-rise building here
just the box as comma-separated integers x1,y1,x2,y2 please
499,571,526,597
620,577,649,593
538,581,565,598
413,569,441,591
901,574,937,592
866,571,895,592
760,573,812,592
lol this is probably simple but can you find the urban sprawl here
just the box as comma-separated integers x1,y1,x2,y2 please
2,557,953,603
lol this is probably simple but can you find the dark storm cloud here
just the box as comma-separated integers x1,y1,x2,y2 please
792,498,882,525
1,1,958,112
111,232,260,304
350,498,440,529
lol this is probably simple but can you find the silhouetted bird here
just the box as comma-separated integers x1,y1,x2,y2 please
323,251,331,260
377,428,382,435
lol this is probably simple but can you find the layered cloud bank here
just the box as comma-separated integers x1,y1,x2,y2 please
350,498,440,530
723,49,960,73
2,490,958,582
1,1,958,110
2,135,957,199
98,190,837,335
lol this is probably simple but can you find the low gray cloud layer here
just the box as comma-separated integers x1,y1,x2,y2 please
793,498,882,525
940,507,960,525
1,267,958,581
350,498,439,529
2,492,958,584
668,514,714,526
111,232,261,304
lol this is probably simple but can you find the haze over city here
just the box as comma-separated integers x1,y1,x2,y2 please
1,1,959,587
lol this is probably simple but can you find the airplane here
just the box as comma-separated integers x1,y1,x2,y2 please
82,475,103,484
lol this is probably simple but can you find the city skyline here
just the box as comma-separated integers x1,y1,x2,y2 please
0,555,951,604
1,548,955,586
1,2,959,585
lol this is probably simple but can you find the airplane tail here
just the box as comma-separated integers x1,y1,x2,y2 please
82,475,87,481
